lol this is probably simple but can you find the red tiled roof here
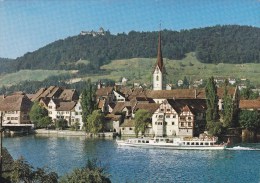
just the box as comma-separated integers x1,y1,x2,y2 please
96,87,114,97
0,93,33,111
239,100,260,109
133,103,160,114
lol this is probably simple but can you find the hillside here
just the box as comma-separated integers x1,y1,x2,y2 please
0,25,258,74
2,52,260,94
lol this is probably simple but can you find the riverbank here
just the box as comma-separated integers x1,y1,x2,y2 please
35,129,117,138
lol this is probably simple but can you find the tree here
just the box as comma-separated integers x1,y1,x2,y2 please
86,110,104,134
10,157,58,183
205,77,220,135
55,119,68,130
60,159,111,183
81,79,97,124
222,81,234,128
182,76,189,89
134,109,152,137
29,102,52,128
239,110,260,131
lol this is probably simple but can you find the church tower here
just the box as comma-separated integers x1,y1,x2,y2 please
153,31,166,90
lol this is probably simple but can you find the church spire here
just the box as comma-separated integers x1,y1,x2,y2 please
156,31,163,71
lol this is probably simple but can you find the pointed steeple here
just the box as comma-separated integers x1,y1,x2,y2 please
156,31,163,71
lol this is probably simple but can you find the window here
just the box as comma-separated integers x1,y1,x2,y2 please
172,115,176,118
181,122,184,127
158,115,163,118
180,116,185,120
172,122,175,125
129,128,132,130
48,106,52,109
166,115,170,118
11,117,14,120
156,75,159,81
122,128,125,130
155,122,157,125
160,109,164,112
49,111,52,114
167,109,170,111
188,117,192,120
188,122,192,127
7,117,10,120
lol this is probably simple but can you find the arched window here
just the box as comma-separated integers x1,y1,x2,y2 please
156,75,159,81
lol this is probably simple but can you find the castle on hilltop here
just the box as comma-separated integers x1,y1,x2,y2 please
80,27,105,36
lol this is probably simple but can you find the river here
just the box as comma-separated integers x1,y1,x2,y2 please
3,135,260,183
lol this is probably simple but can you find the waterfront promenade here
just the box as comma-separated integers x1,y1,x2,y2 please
35,129,116,138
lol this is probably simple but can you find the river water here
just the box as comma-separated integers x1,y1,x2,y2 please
3,135,260,183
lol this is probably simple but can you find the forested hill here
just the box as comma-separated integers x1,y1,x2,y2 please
11,25,260,72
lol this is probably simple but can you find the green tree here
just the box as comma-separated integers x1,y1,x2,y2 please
86,110,104,134
134,109,152,137
81,79,97,124
55,119,68,130
239,110,260,131
60,159,111,183
10,157,58,183
205,77,219,122
182,76,189,89
29,102,52,128
205,77,220,135
222,81,234,128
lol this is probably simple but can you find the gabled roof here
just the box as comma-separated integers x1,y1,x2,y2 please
167,99,207,114
59,89,79,101
0,93,33,111
148,89,205,99
239,100,260,109
120,119,135,127
105,113,121,121
56,101,77,111
133,103,160,114
96,87,114,97
112,102,125,114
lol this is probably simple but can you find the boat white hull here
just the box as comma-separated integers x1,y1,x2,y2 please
116,140,226,150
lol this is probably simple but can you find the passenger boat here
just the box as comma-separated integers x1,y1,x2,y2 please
116,136,227,150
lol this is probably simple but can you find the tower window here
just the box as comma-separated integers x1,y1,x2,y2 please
156,75,159,81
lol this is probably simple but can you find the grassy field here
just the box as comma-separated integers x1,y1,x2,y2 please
0,70,73,87
98,52,260,86
1,53,260,88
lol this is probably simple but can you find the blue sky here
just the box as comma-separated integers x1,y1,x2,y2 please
0,0,259,59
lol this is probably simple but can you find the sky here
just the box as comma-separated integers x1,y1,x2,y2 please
0,0,259,59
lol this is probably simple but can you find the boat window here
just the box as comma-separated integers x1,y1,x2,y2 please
210,143,213,145
138,140,141,143
156,139,159,142
182,142,185,145
160,139,164,142
196,142,199,145
191,142,194,145
146,141,149,143
205,143,209,145
187,142,190,145
200,142,203,145
142,140,145,143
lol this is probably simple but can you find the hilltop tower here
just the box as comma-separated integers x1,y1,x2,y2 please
153,31,166,90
